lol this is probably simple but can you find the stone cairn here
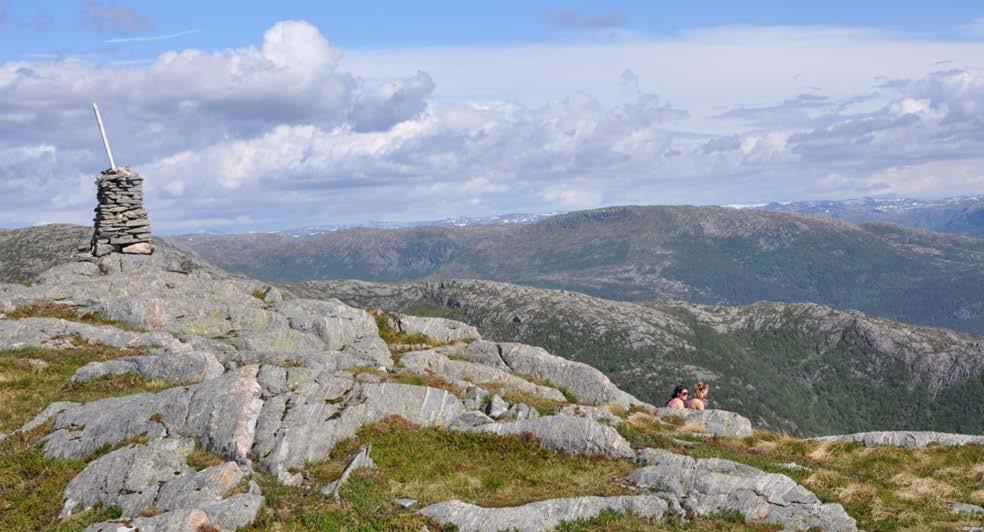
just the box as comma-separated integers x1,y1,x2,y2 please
91,166,153,256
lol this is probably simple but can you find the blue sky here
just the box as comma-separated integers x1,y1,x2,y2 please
1,1,984,232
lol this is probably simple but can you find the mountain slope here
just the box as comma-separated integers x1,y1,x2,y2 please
758,195,984,238
291,278,984,436
173,205,984,334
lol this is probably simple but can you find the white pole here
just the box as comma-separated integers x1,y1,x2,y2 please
92,103,116,171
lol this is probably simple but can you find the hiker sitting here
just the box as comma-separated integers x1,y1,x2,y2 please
686,381,709,410
665,385,688,409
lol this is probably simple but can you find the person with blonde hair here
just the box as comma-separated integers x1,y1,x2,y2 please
686,382,709,410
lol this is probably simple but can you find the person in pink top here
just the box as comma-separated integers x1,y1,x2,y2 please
665,385,688,409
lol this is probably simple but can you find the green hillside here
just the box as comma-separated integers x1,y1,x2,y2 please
173,205,984,334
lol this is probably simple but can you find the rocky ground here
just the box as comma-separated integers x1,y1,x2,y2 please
0,239,981,530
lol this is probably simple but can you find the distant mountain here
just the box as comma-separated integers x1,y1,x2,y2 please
292,278,984,436
266,213,559,238
171,205,984,335
747,195,984,238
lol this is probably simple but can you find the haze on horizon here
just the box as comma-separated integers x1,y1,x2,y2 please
2,0,984,234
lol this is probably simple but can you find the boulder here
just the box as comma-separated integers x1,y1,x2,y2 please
396,314,480,343
70,344,224,384
60,438,196,518
419,495,668,532
467,415,635,460
497,342,643,408
486,394,509,419
813,431,984,448
949,502,984,514
627,448,856,531
651,407,753,438
400,349,566,402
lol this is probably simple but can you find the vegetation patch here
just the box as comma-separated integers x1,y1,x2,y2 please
248,416,634,529
0,345,170,433
0,424,144,531
618,419,984,530
5,300,143,332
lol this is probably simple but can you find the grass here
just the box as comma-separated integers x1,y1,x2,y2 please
0,424,141,531
617,418,984,531
247,416,635,530
0,344,174,433
4,300,143,332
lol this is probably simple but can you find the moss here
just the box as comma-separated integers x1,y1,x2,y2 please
186,442,224,471
5,300,143,332
249,288,267,301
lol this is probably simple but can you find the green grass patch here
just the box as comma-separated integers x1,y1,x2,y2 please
0,345,172,433
5,300,143,332
249,416,634,529
0,424,143,531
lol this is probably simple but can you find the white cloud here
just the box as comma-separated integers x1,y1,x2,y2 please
2,21,984,232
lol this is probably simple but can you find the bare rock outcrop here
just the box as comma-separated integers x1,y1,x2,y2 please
419,495,669,532
813,431,984,448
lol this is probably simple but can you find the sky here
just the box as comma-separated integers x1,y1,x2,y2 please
2,1,984,233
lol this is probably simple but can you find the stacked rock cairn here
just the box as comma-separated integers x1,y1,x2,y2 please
91,166,153,256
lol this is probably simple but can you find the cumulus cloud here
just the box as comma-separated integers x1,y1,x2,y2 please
2,20,984,232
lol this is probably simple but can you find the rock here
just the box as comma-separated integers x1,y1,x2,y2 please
558,404,622,427
497,342,643,409
155,462,245,510
507,403,539,421
813,431,984,448
950,503,984,514
85,508,213,532
462,386,490,410
777,462,813,472
651,407,753,438
322,444,376,500
486,394,509,419
396,314,481,343
70,344,224,384
468,415,635,460
24,358,49,371
17,401,79,433
459,339,509,370
400,349,566,402
626,448,856,531
121,242,153,254
254,382,464,477
276,298,392,366
418,495,668,532
394,498,417,509
200,492,265,530
182,365,264,463
60,438,195,518
43,366,262,462
452,410,495,429
0,317,171,350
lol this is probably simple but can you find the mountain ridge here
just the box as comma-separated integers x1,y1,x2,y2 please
172,204,984,335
